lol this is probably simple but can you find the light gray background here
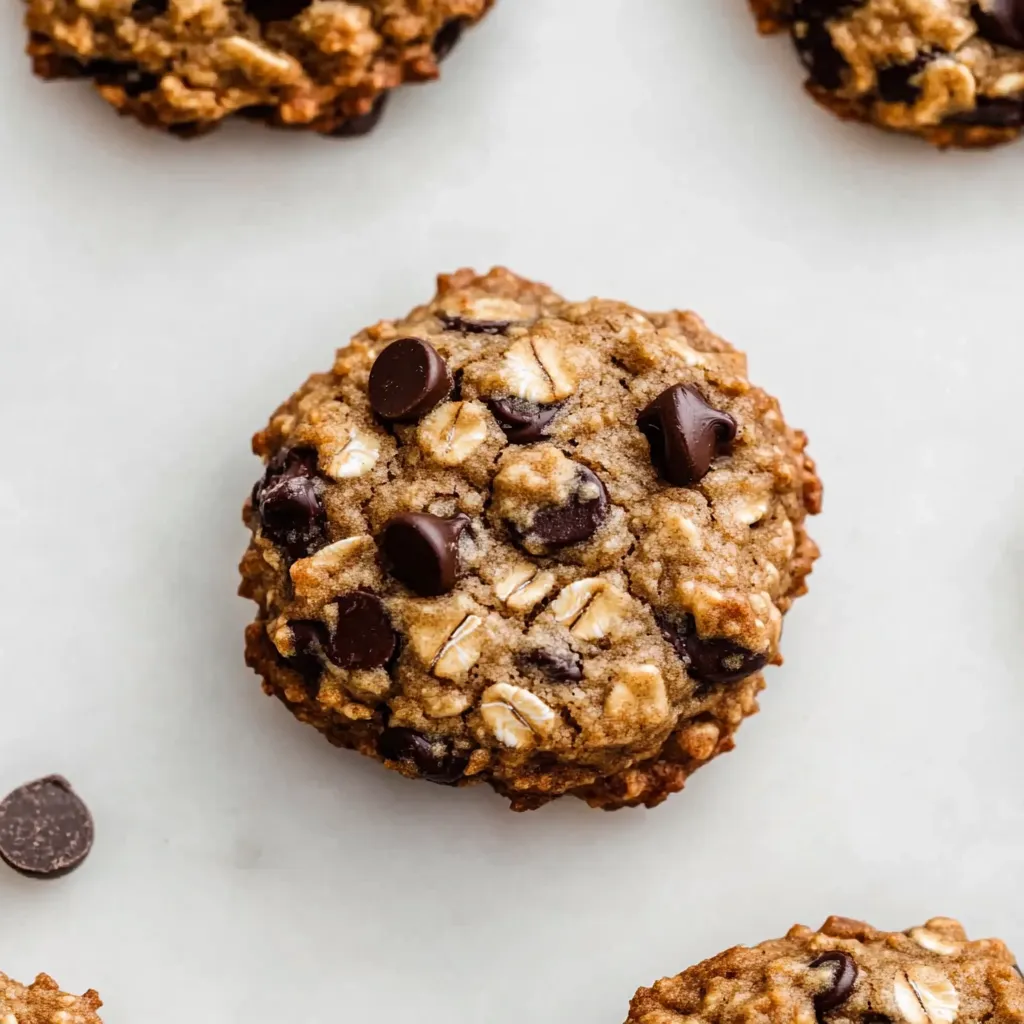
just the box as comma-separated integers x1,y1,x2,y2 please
1,0,1022,1020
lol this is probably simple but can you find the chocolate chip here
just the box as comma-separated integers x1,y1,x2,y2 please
130,0,167,19
377,728,467,784
946,95,1024,126
876,55,931,103
487,397,561,443
658,613,767,689
285,620,328,693
521,648,583,682
324,592,397,671
0,776,94,879
89,61,161,97
1014,963,1023,980
329,94,389,138
368,338,452,422
637,385,736,487
973,0,1024,48
809,952,859,1015
438,313,512,335
432,18,466,60
792,13,849,90
254,448,326,560
794,0,860,13
520,465,609,551
243,0,310,20
380,512,470,596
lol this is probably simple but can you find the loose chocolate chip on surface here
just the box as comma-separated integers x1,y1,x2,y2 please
380,512,470,596
792,14,849,91
809,952,859,1014
659,613,767,689
637,384,736,487
487,397,561,443
432,18,466,60
438,312,512,335
0,776,94,879
521,648,583,682
378,728,467,784
876,55,931,103
526,465,609,550
255,448,326,560
329,93,389,138
973,0,1024,49
369,338,452,422
243,0,310,21
324,592,397,671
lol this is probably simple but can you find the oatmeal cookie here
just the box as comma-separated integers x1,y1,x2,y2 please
238,267,821,811
0,971,103,1023
24,0,491,137
752,0,1024,147
627,916,1024,1024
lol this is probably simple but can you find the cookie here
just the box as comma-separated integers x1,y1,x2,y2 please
627,916,1024,1024
0,971,103,1023
238,267,821,811
752,0,1024,147
25,0,491,137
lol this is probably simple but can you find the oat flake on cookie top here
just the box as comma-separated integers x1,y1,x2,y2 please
239,267,822,811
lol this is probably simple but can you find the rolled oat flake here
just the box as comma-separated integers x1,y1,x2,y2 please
0,775,94,878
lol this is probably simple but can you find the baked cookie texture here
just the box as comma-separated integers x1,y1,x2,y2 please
24,0,491,136
752,0,1024,147
627,917,1024,1024
0,971,103,1024
238,268,821,811
626,921,1019,1024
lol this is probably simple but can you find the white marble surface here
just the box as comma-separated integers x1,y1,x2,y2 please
2,0,1023,1020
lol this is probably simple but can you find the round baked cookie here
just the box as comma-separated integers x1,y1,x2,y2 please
238,267,821,811
0,970,103,1023
751,0,1024,147
627,916,1024,1024
25,0,491,137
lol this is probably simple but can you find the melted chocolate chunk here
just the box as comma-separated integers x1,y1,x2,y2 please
946,95,1024,127
514,465,609,551
253,447,326,560
973,0,1024,49
432,18,466,60
438,313,512,335
329,94,389,138
637,384,735,487
324,593,397,671
377,728,468,784
809,952,859,1014
876,54,931,104
658,613,767,689
380,512,470,596
243,0,310,22
791,8,850,90
521,648,583,683
487,397,561,443
369,338,452,422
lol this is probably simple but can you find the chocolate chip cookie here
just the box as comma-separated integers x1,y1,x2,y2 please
25,0,491,136
238,267,821,811
627,916,1024,1024
0,970,103,1023
752,0,1024,147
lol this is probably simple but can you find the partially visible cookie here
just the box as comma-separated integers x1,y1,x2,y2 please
752,0,1024,148
25,0,492,137
239,267,821,811
627,916,1024,1024
0,971,103,1024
